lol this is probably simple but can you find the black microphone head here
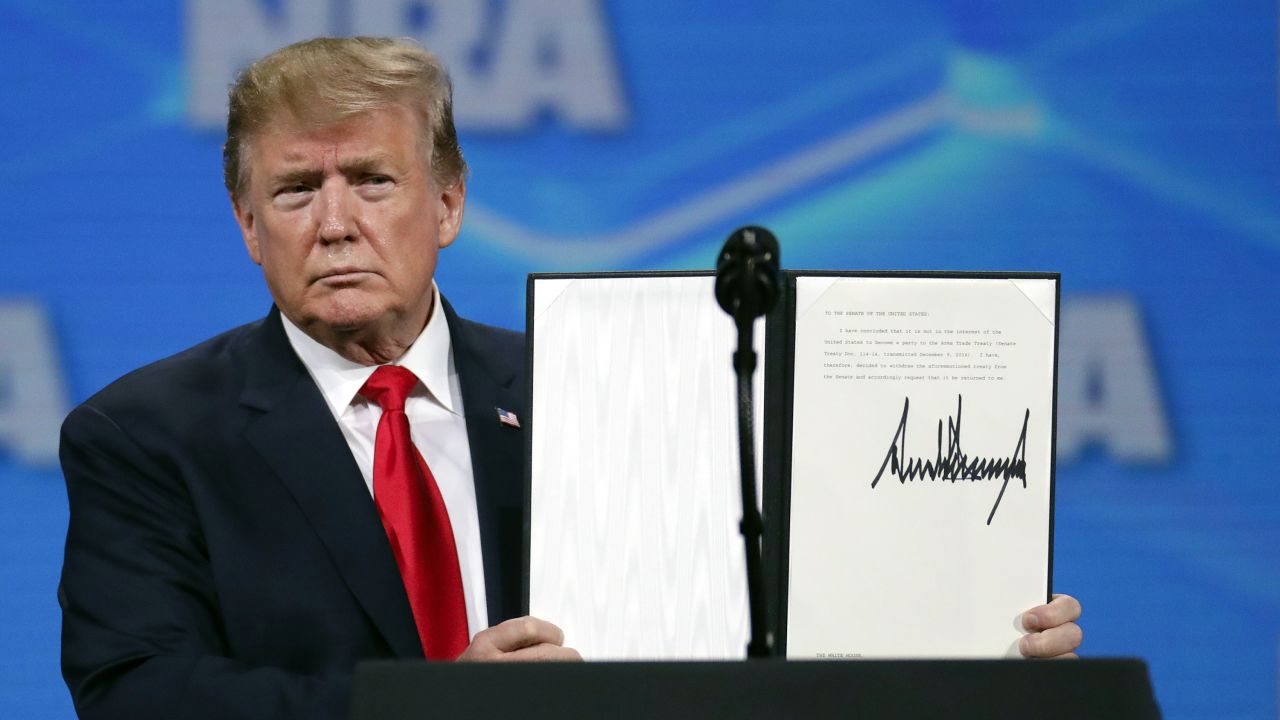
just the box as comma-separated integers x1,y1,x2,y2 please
715,225,781,320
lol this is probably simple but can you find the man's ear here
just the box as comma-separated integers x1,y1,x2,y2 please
436,179,466,249
232,193,263,265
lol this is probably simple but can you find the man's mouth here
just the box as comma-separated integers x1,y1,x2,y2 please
316,268,374,284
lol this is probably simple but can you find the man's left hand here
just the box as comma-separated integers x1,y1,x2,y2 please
1019,594,1083,659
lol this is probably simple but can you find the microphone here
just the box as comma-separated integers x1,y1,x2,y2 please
713,225,780,659
715,225,781,322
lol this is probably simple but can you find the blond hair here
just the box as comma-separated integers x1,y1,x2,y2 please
223,36,467,196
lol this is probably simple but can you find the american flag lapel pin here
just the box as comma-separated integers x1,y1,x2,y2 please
496,407,521,428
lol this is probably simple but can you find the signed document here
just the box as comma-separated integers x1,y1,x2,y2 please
526,274,761,659
785,274,1057,658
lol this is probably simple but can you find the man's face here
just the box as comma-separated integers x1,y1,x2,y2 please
232,104,464,343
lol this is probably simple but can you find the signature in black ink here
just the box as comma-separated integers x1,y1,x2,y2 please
871,395,1029,525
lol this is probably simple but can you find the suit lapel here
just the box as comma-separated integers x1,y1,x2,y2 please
237,309,423,659
443,299,526,626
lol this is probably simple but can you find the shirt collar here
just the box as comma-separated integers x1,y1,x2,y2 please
280,283,459,417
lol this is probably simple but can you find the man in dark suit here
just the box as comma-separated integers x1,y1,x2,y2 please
59,37,578,720
60,35,1082,720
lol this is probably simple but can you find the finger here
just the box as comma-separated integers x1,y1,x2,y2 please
497,643,583,662
1022,594,1082,631
1019,621,1083,658
484,616,566,653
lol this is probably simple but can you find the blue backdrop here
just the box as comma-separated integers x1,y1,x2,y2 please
2,1,1277,717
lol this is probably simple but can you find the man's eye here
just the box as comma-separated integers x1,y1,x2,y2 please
364,176,392,186
273,184,312,198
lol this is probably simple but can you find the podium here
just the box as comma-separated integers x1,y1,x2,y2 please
352,658,1160,719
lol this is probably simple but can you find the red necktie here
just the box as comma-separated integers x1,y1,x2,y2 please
360,365,469,660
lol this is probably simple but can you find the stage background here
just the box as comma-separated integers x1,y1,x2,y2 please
2,1,1277,717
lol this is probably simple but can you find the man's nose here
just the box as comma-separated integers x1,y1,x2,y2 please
315,182,358,244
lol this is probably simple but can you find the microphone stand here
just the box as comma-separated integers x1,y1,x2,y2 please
716,224,779,660
732,307,771,660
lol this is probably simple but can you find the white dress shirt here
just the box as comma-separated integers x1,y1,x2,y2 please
280,285,489,641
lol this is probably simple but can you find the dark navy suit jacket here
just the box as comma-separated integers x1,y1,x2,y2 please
59,300,527,719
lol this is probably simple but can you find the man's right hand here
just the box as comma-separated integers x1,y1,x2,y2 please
457,616,581,662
